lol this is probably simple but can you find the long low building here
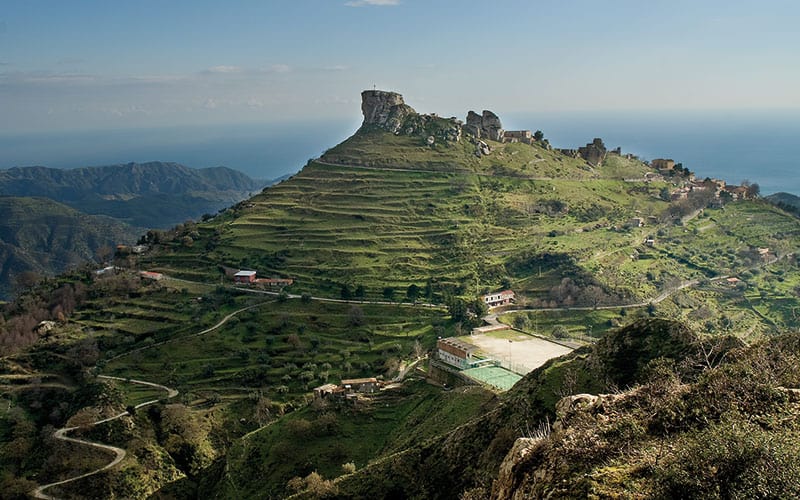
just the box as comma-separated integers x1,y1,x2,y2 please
437,337,479,369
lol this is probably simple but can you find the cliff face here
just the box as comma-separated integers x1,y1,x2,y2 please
360,90,417,133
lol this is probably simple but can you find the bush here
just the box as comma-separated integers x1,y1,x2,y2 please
655,417,800,499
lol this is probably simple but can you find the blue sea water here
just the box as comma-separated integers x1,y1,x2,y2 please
1,110,797,194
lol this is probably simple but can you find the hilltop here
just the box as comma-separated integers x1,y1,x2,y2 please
1,90,799,499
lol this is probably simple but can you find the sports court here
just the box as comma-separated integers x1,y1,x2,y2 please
462,365,522,391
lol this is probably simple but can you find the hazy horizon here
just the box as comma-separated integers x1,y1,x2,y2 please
3,107,798,196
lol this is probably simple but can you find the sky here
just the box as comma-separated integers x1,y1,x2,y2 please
2,0,800,135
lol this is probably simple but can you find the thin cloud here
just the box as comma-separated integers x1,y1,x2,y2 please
207,65,243,74
270,64,291,73
344,0,399,6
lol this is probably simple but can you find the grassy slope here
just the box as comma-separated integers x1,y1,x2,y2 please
4,123,800,498
213,382,496,499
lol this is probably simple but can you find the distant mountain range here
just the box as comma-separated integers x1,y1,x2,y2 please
765,192,800,214
0,162,267,228
0,161,271,299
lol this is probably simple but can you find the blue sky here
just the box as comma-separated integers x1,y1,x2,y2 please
2,0,800,133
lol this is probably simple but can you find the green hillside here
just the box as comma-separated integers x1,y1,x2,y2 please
2,91,800,498
0,196,135,299
0,162,265,228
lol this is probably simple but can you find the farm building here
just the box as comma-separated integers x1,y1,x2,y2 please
341,377,379,394
482,290,515,308
233,270,257,283
313,383,342,400
437,337,479,369
139,271,164,281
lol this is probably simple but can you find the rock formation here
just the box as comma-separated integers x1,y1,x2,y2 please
360,90,416,133
464,110,504,142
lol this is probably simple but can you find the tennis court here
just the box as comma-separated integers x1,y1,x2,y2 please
462,365,522,391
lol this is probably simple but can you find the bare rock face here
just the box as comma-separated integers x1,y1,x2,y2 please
360,90,416,133
492,437,546,500
463,110,504,141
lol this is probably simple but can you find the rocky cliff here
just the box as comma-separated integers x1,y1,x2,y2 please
360,90,417,133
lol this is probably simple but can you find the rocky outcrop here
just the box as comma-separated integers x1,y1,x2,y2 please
578,138,607,167
360,90,416,133
464,110,504,142
492,437,546,500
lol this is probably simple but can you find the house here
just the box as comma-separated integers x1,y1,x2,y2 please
95,265,116,275
139,271,164,281
341,377,379,394
482,290,516,307
131,245,148,254
233,270,257,283
645,237,655,247
437,337,479,369
627,217,644,228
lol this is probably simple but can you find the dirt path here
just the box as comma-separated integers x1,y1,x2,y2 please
31,376,178,500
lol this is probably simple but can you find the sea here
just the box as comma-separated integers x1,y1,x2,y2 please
1,110,797,195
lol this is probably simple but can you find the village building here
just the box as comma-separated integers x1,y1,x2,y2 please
651,158,675,171
482,290,515,308
94,265,116,275
627,217,645,228
313,383,342,400
233,270,257,283
437,337,479,369
723,185,750,201
341,377,380,394
139,271,164,281
503,130,534,144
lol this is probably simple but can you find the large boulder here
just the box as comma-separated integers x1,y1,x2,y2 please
360,90,416,133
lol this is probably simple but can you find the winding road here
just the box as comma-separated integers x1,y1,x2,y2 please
30,300,272,499
31,376,178,500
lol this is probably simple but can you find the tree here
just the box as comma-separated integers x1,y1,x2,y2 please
348,305,365,326
406,284,421,303
301,292,312,304
447,297,469,322
382,287,396,302
471,297,488,318
552,325,569,339
340,284,352,301
534,130,544,141
354,284,366,301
